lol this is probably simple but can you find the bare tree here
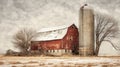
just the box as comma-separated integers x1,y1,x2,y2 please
13,28,36,55
95,13,119,55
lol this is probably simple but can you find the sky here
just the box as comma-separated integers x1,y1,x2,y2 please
0,0,120,56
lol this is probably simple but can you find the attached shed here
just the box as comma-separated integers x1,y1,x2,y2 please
31,24,79,55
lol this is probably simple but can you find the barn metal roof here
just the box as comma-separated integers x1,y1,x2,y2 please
31,23,73,41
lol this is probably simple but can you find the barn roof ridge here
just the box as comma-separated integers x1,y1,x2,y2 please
37,23,75,32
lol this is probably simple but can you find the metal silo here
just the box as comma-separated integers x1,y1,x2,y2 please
79,4,94,56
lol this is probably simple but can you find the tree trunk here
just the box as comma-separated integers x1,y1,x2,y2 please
95,42,100,56
95,45,100,56
22,48,29,55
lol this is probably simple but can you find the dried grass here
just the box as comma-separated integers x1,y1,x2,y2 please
39,63,45,66
48,62,53,65
1,56,120,67
75,64,87,67
22,65,36,67
102,64,109,67
0,61,4,65
9,61,21,64
87,63,97,67
114,63,120,66
11,66,17,67
27,61,38,64
60,62,64,64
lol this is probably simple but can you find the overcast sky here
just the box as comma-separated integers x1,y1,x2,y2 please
0,0,120,55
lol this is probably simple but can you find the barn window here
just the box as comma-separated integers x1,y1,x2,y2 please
65,49,67,53
70,36,73,40
53,50,55,52
46,50,48,52
71,26,74,28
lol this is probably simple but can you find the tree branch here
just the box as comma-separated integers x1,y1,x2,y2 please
103,40,120,50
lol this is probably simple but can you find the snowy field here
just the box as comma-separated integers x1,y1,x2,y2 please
0,56,120,67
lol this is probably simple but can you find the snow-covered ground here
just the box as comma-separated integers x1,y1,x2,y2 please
0,56,120,67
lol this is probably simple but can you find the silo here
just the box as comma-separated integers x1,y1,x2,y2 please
79,5,94,56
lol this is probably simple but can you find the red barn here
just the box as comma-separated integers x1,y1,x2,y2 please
31,24,79,55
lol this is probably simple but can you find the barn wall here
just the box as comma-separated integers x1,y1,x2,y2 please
30,24,79,55
39,39,62,50
63,24,79,54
